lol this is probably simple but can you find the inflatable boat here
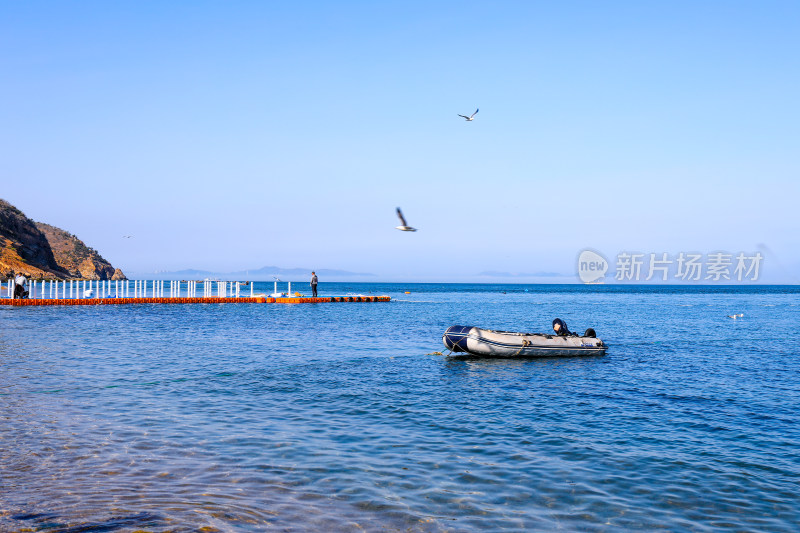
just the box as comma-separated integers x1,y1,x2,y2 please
442,325,607,357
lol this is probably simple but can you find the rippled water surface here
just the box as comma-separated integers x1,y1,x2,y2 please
2,283,799,532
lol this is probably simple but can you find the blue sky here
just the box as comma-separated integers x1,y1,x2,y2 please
2,1,798,281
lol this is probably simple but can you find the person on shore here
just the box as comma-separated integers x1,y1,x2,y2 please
552,318,570,336
310,271,318,297
14,273,28,299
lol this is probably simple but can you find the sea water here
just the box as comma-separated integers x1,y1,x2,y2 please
1,284,798,532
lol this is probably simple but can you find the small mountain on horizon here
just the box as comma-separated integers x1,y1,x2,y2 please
477,270,566,278
233,265,375,278
141,265,375,280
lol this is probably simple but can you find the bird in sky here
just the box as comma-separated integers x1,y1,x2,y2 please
395,208,417,232
458,108,479,121
122,235,133,238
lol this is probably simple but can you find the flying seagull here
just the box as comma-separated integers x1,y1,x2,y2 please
458,108,479,121
122,235,133,238
726,313,744,319
395,207,417,232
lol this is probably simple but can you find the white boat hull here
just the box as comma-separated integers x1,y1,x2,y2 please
443,325,607,357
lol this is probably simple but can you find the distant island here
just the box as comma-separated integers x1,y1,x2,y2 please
143,266,376,281
0,199,125,280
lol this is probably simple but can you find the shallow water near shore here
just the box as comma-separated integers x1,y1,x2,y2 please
2,283,799,531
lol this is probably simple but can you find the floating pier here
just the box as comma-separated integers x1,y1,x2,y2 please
1,280,390,306
1,295,390,306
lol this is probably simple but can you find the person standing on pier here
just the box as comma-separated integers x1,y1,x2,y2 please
13,273,28,299
310,271,318,297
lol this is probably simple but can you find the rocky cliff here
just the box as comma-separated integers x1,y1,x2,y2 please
35,222,125,280
0,199,126,280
